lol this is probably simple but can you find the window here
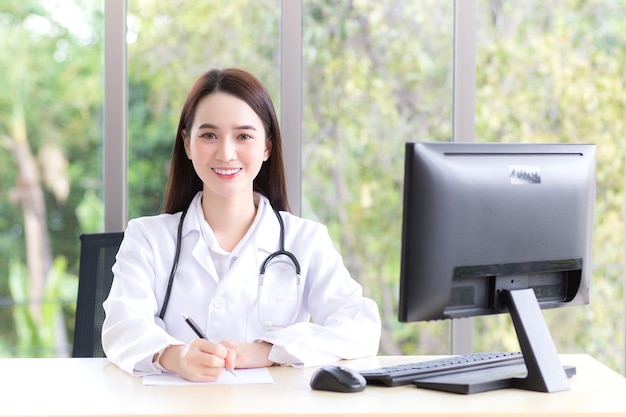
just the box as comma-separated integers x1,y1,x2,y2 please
0,0,104,356
302,1,454,354
473,0,625,372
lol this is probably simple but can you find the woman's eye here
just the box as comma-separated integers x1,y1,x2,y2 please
200,132,216,139
239,133,252,140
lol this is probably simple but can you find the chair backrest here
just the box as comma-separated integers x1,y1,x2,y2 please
72,232,124,357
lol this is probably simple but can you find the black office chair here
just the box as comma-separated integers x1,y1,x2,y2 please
72,232,124,357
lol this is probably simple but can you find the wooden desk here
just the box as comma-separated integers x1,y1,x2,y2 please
1,355,625,417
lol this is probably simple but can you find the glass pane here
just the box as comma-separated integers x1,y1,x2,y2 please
302,0,455,355
475,0,625,373
126,0,281,218
0,0,104,357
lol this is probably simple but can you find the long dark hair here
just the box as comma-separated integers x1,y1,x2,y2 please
162,68,290,214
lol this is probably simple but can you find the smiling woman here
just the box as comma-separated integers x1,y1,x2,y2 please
164,69,286,216
101,68,381,382
182,92,270,206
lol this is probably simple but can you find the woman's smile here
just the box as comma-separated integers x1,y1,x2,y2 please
212,167,242,177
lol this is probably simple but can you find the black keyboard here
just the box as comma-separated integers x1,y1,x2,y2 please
359,351,525,387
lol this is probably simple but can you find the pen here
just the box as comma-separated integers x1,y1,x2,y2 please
182,313,237,377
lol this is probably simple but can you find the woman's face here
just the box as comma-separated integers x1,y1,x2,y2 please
183,92,271,201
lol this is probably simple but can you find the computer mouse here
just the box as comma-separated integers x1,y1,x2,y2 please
310,365,367,393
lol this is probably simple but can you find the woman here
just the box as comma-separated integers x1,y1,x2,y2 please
102,68,381,382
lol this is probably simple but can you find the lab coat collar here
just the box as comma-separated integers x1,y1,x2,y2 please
179,192,204,239
180,193,219,280
179,192,282,281
252,194,283,256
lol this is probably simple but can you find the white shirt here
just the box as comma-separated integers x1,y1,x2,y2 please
196,194,261,280
102,192,381,376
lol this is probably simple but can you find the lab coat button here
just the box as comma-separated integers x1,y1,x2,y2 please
213,298,225,309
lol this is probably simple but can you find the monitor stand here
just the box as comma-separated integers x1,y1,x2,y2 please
413,288,574,394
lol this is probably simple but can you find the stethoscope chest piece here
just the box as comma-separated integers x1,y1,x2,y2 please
257,208,302,330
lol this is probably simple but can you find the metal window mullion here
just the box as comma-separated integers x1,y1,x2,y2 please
280,0,303,215
451,0,476,355
104,0,128,232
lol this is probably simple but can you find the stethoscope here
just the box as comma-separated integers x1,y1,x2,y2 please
158,203,302,330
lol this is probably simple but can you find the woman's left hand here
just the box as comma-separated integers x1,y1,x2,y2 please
220,340,274,368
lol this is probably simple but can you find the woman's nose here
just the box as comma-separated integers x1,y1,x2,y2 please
216,138,237,161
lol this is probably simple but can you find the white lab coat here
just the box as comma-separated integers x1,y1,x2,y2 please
102,192,381,376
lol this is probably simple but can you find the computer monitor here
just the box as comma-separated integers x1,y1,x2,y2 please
398,141,596,392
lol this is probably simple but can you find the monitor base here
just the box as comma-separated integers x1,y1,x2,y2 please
413,364,576,395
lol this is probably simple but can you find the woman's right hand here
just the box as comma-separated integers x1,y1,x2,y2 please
158,339,236,382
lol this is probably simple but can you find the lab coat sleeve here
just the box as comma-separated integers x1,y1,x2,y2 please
259,221,381,367
102,217,184,376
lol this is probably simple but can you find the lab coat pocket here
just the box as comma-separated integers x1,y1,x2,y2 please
256,257,301,330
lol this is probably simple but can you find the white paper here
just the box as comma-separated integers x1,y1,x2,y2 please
142,367,274,386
